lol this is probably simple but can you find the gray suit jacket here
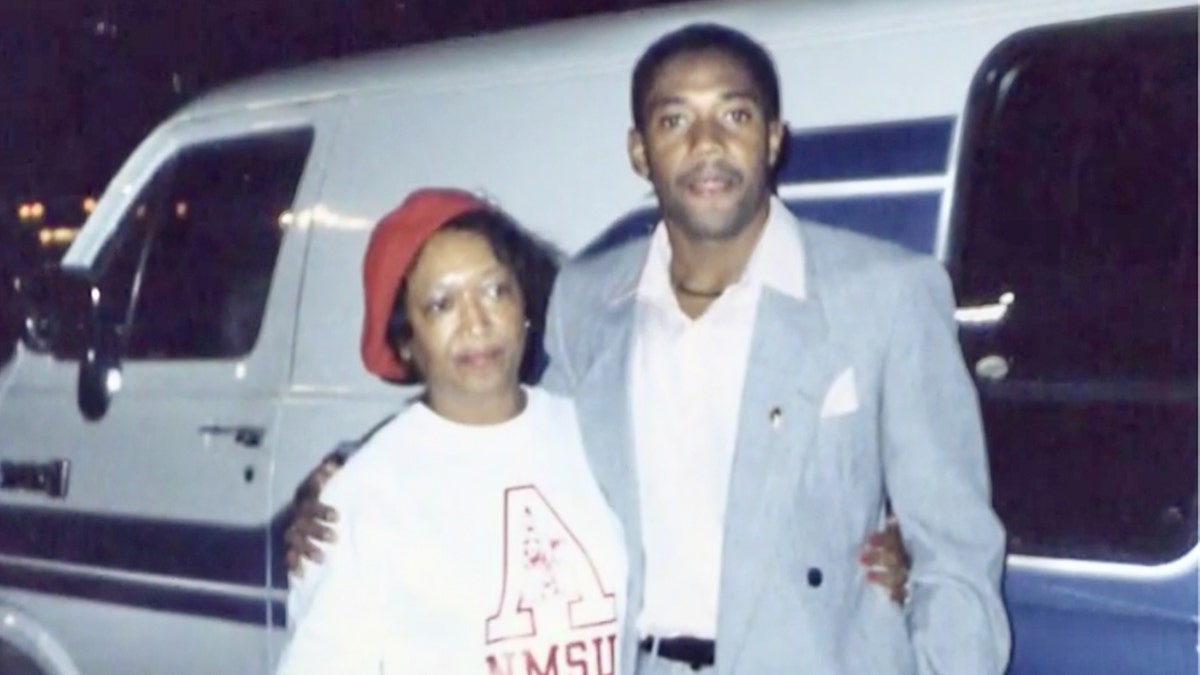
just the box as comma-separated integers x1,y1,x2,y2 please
541,203,1011,674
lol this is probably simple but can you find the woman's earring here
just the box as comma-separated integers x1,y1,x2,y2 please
523,319,531,330
399,346,413,363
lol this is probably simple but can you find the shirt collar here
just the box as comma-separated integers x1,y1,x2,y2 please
636,197,807,302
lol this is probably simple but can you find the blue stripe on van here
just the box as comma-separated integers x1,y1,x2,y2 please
785,192,942,254
0,560,287,627
0,503,291,625
776,116,955,184
576,208,657,260
0,504,289,589
578,117,953,260
579,192,942,260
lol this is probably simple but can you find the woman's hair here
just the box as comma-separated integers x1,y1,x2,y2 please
384,208,562,384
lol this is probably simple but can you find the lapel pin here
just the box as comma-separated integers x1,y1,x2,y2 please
770,407,783,429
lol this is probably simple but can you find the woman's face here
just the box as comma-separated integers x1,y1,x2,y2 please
402,228,527,416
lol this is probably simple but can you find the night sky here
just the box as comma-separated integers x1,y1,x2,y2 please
1,0,685,200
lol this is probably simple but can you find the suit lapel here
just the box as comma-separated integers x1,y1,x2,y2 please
573,296,645,675
718,284,842,668
573,298,641,537
569,246,647,613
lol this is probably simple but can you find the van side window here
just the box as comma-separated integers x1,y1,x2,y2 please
94,128,314,360
949,8,1197,564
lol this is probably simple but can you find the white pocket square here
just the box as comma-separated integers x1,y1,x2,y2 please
820,368,859,418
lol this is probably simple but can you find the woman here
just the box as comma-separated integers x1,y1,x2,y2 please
277,188,628,673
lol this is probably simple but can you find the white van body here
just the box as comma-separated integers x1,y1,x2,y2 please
0,0,1194,673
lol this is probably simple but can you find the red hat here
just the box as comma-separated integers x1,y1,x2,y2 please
361,188,489,380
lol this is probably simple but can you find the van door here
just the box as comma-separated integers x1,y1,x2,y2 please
0,109,332,674
947,7,1197,673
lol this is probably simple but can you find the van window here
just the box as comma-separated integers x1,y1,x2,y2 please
94,128,313,360
949,8,1197,564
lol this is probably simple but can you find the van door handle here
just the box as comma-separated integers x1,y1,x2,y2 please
1,459,71,498
198,424,266,448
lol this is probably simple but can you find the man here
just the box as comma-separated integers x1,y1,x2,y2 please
290,23,1008,674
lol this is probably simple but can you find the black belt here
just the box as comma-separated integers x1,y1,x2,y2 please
639,635,715,670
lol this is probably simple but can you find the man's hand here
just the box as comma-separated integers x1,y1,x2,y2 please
284,456,344,576
859,516,910,605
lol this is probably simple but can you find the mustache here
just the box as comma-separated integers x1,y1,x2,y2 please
676,160,743,187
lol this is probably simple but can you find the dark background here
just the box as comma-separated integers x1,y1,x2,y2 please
0,0,683,364
1,0,684,203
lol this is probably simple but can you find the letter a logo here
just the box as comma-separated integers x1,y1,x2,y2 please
486,485,618,644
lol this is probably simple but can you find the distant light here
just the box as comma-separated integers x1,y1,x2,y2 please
278,210,295,227
17,204,30,220
172,72,183,94
83,196,97,214
30,202,45,219
135,204,147,219
175,201,188,219
37,227,78,247
90,287,101,304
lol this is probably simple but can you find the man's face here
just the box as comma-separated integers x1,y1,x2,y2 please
629,50,783,241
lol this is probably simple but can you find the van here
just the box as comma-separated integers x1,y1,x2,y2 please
0,0,1194,672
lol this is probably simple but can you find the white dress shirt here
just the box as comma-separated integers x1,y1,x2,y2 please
631,200,807,638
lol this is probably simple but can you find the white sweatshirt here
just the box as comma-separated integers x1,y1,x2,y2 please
277,388,628,675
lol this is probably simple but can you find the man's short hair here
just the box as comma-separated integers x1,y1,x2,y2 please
630,23,781,132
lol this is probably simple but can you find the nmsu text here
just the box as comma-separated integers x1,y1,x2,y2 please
487,634,617,675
